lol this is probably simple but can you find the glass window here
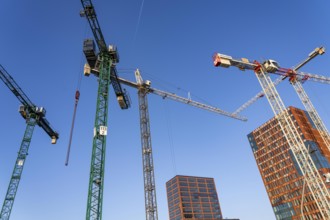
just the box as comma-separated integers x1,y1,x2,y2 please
190,187,198,192
201,198,209,202
206,179,213,184
181,187,188,191
183,208,192,213
202,203,210,208
192,197,199,202
188,177,196,182
180,182,188,187
182,203,191,207
184,214,193,218
198,183,206,187
181,192,189,197
179,177,187,181
213,214,222,219
193,208,202,213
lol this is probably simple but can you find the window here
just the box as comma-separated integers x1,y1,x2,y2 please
184,214,193,218
180,182,188,187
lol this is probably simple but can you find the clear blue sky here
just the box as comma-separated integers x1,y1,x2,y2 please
0,1,329,220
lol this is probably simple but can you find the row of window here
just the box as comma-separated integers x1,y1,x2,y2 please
170,214,222,220
266,170,300,190
177,177,214,183
263,159,291,177
181,196,218,203
264,164,295,182
253,119,277,136
257,145,289,167
179,182,215,188
182,202,220,208
268,180,302,198
182,207,221,214
271,188,303,204
255,136,285,158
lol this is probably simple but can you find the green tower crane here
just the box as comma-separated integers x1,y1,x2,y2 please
79,1,131,219
0,64,59,220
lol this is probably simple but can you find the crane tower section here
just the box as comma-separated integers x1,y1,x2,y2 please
79,1,131,219
135,70,158,220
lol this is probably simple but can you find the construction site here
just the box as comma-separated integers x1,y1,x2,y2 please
0,1,329,220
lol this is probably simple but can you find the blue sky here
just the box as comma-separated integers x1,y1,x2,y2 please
0,1,329,220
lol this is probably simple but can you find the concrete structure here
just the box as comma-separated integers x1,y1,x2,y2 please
166,175,223,220
248,106,330,220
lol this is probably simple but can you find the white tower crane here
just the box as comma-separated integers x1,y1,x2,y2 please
232,47,329,114
84,65,247,220
213,52,330,218
120,69,247,220
231,47,330,157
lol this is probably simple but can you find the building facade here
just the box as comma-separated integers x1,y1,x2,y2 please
166,175,223,220
248,106,330,220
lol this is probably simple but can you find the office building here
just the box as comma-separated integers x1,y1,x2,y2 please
247,106,330,219
166,175,223,220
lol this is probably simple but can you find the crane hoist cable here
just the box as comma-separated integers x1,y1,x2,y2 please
65,53,84,166
65,20,89,166
65,89,80,166
162,101,177,175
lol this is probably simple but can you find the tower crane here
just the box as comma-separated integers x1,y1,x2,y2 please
0,65,59,220
84,64,247,220
79,0,131,219
213,52,330,218
227,47,330,157
233,47,329,115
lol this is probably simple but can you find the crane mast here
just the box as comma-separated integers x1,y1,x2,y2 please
135,70,158,220
290,79,330,155
0,65,58,220
214,53,330,218
0,116,36,220
79,1,130,219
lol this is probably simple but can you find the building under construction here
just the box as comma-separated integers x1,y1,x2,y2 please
248,106,330,219
166,175,223,220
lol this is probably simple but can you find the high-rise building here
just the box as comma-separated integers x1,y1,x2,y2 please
247,106,330,220
166,175,223,220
